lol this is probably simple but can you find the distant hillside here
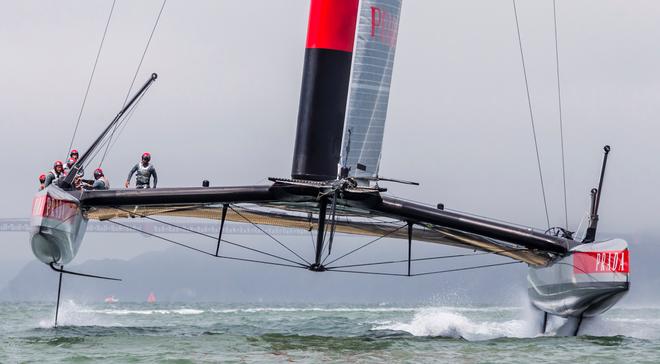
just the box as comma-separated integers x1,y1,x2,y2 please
3,232,658,305
1,248,530,304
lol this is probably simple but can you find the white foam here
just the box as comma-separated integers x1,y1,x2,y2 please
372,307,531,341
81,308,204,315
38,300,122,327
207,306,517,314
209,307,419,314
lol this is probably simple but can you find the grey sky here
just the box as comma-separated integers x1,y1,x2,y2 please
1,0,659,269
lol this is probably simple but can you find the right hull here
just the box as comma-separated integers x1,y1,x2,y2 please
528,239,629,317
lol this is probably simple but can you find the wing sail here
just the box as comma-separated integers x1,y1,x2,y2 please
340,0,402,179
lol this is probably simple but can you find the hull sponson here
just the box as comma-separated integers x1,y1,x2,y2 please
528,239,629,317
291,0,359,181
30,186,88,265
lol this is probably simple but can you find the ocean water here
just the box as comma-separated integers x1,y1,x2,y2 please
1,302,659,363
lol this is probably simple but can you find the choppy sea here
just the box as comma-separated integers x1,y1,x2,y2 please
1,302,658,363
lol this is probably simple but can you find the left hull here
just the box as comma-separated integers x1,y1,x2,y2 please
30,186,88,265
528,239,629,317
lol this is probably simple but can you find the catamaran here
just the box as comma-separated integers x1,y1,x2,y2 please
29,0,628,334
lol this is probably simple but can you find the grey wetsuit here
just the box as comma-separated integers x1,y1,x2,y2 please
127,163,157,188
83,178,109,190
44,170,63,187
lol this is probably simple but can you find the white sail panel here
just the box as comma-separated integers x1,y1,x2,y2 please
340,0,402,179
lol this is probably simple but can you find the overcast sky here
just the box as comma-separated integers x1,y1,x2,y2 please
1,0,659,269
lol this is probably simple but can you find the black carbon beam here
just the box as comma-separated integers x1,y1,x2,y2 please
407,222,413,276
311,197,328,272
73,185,283,206
215,204,228,256
375,195,569,254
327,191,338,256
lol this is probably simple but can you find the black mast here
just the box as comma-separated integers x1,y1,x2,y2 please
291,0,359,181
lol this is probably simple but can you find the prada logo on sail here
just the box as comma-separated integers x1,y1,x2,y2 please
573,250,629,274
370,6,399,47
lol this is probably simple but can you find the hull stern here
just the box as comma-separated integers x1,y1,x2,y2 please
30,186,88,265
528,239,629,317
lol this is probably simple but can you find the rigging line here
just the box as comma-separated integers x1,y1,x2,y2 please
99,0,168,166
66,0,117,159
309,228,316,253
82,84,152,170
326,248,531,270
82,85,150,169
410,261,522,277
319,195,338,263
229,206,312,266
109,206,308,267
122,0,167,107
323,223,409,267
325,261,521,277
513,0,551,229
553,0,569,230
104,87,146,155
325,269,408,277
106,219,307,270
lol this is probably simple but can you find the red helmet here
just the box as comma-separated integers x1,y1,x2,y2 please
54,160,64,168
94,168,104,179
70,149,79,157
66,158,76,167
142,152,151,161
39,174,46,183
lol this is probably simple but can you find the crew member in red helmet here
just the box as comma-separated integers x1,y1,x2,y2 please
38,174,46,191
66,149,85,177
44,161,65,187
82,168,109,190
125,152,157,188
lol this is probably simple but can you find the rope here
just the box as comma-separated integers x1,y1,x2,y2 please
323,223,408,266
66,0,117,158
229,206,312,265
99,0,167,167
326,261,522,277
104,87,147,155
82,84,151,170
110,206,308,267
104,211,523,277
106,219,307,270
409,261,521,277
553,0,569,230
512,0,550,229
326,247,530,270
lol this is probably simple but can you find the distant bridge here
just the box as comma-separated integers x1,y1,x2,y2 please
0,218,308,236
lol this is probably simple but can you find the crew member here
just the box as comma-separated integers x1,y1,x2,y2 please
82,168,109,190
44,160,64,187
64,158,76,173
67,149,85,177
125,152,157,189
38,174,46,191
